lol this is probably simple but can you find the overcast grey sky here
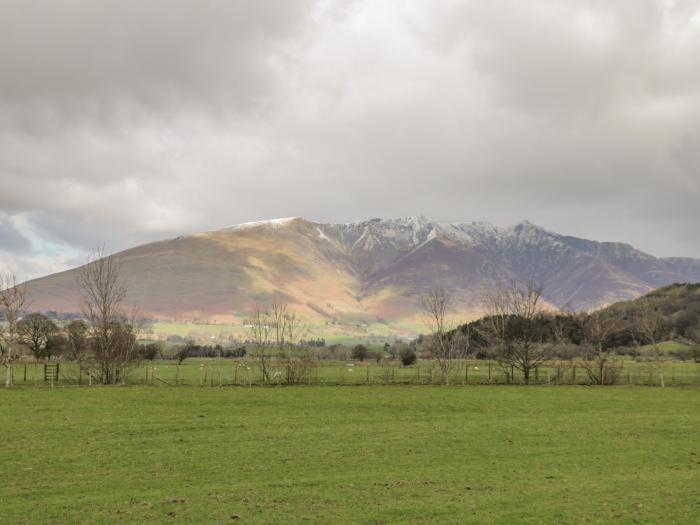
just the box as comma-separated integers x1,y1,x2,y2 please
1,0,699,281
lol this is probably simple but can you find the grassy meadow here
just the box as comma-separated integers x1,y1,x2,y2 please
2,386,699,524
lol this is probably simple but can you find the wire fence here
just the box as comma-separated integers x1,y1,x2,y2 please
7,358,700,388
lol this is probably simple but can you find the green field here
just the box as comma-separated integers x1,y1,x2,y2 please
146,320,404,346
2,386,699,524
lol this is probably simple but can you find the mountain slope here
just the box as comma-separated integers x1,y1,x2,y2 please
23,216,700,333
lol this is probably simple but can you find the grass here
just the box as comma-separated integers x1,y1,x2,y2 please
636,340,695,355
2,386,699,524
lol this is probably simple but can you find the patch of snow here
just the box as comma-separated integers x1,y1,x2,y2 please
224,217,299,230
217,216,571,256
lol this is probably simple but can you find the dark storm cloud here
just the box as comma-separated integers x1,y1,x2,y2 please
0,0,699,280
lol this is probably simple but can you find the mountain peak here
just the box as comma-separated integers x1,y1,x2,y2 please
222,217,302,231
513,220,545,231
343,215,433,228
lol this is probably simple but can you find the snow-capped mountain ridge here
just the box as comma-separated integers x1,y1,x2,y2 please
316,216,640,262
275,216,700,309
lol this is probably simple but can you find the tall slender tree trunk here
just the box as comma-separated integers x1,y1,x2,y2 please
5,363,13,387
442,362,450,386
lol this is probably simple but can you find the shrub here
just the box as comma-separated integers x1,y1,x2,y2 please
140,343,161,361
226,346,247,358
399,346,417,366
352,344,369,361
670,346,700,362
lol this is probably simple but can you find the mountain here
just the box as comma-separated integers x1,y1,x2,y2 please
23,216,700,334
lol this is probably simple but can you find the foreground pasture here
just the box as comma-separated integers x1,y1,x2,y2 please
2,387,699,524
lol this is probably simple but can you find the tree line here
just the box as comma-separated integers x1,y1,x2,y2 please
419,281,697,386
0,249,143,386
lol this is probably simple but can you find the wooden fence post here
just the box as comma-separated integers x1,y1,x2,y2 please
488,363,492,383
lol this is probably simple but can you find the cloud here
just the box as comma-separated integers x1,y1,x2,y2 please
0,0,314,126
0,0,699,281
0,215,31,252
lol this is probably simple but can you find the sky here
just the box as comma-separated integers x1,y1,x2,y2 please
1,0,700,281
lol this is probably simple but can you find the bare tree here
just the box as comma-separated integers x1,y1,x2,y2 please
631,304,670,387
578,310,623,385
484,280,557,385
421,286,468,385
276,303,313,384
79,248,141,384
246,306,272,384
18,313,58,361
66,319,89,362
270,302,289,353
0,272,27,387
259,302,314,384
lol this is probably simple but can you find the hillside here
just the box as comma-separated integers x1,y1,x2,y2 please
604,283,700,344
23,217,700,334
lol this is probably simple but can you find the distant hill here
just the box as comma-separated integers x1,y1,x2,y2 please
22,217,700,333
603,283,700,343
